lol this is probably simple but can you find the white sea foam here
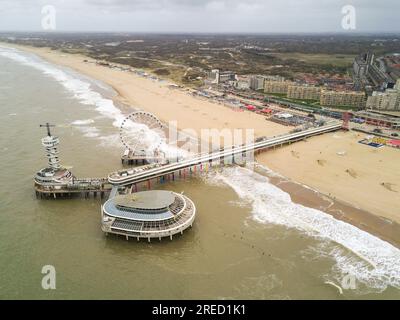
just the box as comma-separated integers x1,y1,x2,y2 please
0,46,125,128
0,46,185,157
254,162,285,178
97,133,121,149
71,119,95,126
76,126,101,138
210,166,400,292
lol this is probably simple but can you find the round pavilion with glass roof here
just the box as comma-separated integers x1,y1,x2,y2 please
101,190,196,241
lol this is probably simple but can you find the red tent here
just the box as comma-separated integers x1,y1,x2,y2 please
261,108,273,114
388,139,400,147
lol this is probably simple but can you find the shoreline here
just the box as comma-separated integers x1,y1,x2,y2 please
265,171,400,248
2,42,399,247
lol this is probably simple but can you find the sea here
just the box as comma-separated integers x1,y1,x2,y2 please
0,45,399,299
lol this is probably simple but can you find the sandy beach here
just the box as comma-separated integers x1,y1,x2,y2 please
3,43,400,227
257,131,400,223
6,44,289,140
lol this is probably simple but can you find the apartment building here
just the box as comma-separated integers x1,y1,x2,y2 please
249,75,265,90
366,79,400,110
264,80,294,94
206,69,236,84
287,85,321,100
321,90,366,108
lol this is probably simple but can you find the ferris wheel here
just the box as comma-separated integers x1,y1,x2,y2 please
119,111,166,156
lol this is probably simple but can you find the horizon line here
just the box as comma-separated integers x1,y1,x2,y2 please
1,30,400,36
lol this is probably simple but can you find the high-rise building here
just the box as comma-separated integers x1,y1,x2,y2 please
218,71,236,83
352,52,395,91
206,69,236,84
206,69,219,84
287,85,321,100
353,52,374,79
320,90,366,108
366,89,400,111
366,79,400,110
249,75,265,90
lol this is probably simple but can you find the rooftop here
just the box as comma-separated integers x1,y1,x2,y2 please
113,190,176,210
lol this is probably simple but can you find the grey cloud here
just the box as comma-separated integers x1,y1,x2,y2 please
82,0,400,11
0,0,399,32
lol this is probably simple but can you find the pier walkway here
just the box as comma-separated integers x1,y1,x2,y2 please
109,121,342,186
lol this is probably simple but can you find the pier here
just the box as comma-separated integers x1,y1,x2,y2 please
108,121,342,186
34,119,342,241
35,121,341,197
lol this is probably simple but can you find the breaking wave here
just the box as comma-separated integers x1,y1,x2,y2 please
0,46,125,128
210,166,400,292
0,45,184,158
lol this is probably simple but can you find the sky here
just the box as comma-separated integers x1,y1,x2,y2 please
0,0,399,33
